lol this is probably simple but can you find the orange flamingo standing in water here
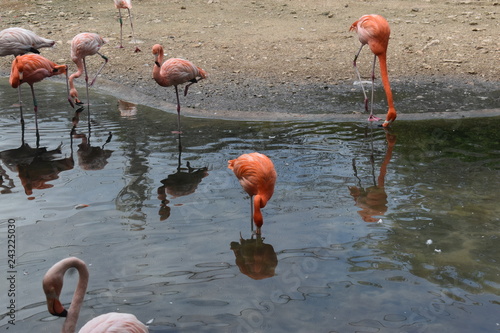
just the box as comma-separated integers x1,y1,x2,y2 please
43,257,149,333
350,14,397,127
1,27,56,136
152,44,207,133
69,33,108,121
9,54,73,146
113,0,141,52
228,152,277,235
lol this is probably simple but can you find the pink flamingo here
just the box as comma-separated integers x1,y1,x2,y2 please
152,44,207,133
228,152,277,235
0,27,55,57
69,33,108,120
1,27,57,133
113,0,141,52
43,257,149,333
350,14,397,127
10,54,73,146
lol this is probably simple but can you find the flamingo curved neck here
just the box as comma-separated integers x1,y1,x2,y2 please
61,259,89,333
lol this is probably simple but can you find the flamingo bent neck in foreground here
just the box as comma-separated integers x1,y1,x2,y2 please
350,14,397,127
152,44,207,133
113,0,141,52
228,152,277,235
43,257,148,333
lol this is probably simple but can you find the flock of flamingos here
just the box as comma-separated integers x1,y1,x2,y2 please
1,0,398,330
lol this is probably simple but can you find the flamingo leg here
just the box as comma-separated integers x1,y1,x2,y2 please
118,8,124,48
250,195,254,233
65,68,75,109
173,85,182,134
353,44,369,112
369,54,381,122
83,58,90,122
89,52,108,87
127,8,141,52
17,86,25,127
29,84,40,148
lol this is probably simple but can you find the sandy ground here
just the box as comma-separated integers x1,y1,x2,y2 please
1,0,499,120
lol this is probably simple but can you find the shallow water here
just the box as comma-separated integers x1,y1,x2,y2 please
0,79,499,332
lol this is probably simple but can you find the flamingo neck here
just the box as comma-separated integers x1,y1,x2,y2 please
152,51,168,86
253,195,265,229
377,53,395,110
61,259,89,333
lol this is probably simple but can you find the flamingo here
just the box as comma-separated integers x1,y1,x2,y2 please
69,33,108,120
113,0,141,52
1,27,57,132
9,54,73,146
152,44,207,133
0,27,55,57
350,14,397,127
43,257,149,333
228,152,277,235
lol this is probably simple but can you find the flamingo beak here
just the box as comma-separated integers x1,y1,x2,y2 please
46,296,68,317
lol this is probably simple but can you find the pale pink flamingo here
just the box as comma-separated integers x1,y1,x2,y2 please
69,33,108,121
43,257,149,333
0,27,55,57
350,14,397,127
152,44,207,133
10,54,73,146
228,152,277,235
113,0,141,52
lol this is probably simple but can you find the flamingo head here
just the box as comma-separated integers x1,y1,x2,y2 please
42,274,68,317
152,44,164,65
382,108,397,128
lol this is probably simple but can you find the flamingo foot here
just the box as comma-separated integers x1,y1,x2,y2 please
171,130,183,134
368,115,382,122
117,45,125,49
134,47,141,53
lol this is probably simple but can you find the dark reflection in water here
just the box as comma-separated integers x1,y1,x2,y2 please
157,134,208,221
230,234,278,280
349,130,396,222
0,128,74,198
0,80,499,333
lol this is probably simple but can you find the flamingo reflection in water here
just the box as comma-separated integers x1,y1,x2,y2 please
230,234,278,280
157,133,208,220
349,131,396,222
0,128,74,198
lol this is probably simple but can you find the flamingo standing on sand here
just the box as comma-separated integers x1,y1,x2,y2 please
43,257,149,333
113,0,141,52
350,14,397,127
152,44,207,133
0,27,55,57
69,33,108,120
228,152,277,235
9,54,73,146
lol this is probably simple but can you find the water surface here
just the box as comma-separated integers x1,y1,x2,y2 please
0,79,499,332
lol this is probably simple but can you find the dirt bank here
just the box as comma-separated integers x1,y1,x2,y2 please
1,0,499,120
